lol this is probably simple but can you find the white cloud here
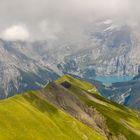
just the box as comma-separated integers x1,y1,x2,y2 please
1,25,30,41
0,0,139,40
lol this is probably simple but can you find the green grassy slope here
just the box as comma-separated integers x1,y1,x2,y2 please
0,90,105,140
56,75,140,140
0,74,140,140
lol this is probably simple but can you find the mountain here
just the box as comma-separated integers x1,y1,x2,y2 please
55,19,140,77
0,75,140,140
93,75,140,111
0,39,59,98
1,19,140,105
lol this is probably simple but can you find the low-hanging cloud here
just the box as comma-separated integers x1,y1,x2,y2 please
1,25,30,41
0,0,139,41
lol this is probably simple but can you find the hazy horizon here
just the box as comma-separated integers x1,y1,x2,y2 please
0,0,139,41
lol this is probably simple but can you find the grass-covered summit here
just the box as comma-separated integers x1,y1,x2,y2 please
0,75,140,140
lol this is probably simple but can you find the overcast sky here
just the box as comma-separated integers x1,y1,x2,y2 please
0,0,139,41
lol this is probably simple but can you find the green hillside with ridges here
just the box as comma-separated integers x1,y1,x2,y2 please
56,75,140,140
0,75,140,140
0,90,105,140
56,74,99,94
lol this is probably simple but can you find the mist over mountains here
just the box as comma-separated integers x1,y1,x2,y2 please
0,19,140,99
0,0,140,41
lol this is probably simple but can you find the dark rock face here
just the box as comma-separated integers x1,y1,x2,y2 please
61,81,71,89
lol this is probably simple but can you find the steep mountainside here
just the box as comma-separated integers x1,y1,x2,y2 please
0,40,59,98
93,75,140,111
0,91,105,140
56,20,140,77
0,75,140,140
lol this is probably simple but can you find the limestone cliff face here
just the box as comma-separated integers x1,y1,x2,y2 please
0,39,59,98
93,55,139,76
56,20,140,77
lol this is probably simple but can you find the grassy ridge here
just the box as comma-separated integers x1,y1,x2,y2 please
0,74,140,140
0,91,105,140
57,75,140,140
56,74,99,94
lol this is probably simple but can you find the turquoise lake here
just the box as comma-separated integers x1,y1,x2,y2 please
93,76,134,84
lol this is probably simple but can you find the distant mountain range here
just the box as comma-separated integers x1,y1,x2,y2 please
56,19,140,77
0,39,59,98
0,19,140,111
0,75,140,140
